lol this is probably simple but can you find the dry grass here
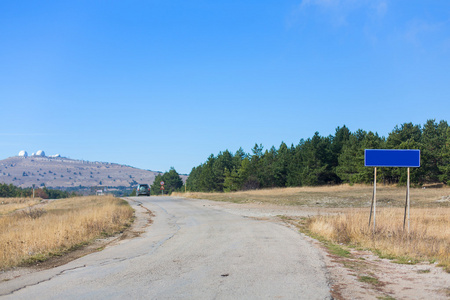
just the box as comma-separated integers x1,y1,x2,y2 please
177,184,450,208
0,198,41,215
0,195,133,270
305,207,450,271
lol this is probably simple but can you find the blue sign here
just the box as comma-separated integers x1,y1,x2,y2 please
365,149,420,167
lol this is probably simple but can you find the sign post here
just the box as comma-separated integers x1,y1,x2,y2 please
365,149,420,233
160,181,165,196
368,167,377,231
404,168,410,232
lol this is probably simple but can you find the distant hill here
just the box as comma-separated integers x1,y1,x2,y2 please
0,156,184,189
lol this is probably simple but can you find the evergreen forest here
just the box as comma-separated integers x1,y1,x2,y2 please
186,119,450,192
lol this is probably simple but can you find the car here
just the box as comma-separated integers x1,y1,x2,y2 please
136,184,150,196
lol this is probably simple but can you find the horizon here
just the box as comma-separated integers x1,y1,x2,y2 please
3,116,445,176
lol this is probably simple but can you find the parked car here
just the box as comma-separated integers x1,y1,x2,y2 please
136,184,150,196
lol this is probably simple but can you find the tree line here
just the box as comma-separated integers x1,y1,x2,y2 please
0,183,76,199
186,119,450,192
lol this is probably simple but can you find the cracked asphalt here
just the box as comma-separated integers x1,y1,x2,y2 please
0,197,331,299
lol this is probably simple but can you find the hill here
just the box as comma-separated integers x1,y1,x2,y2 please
0,156,182,189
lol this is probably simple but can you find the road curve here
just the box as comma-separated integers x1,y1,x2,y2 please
1,197,331,299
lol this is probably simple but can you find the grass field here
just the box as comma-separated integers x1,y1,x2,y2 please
0,197,41,216
177,184,450,208
176,185,450,271
303,207,450,272
0,195,134,270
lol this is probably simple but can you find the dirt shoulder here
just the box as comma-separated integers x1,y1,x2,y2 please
183,197,450,300
0,198,152,282
324,246,450,300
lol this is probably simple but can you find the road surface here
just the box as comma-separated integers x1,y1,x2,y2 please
0,197,331,299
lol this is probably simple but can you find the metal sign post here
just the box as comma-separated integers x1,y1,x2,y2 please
368,168,377,232
160,181,165,196
365,149,420,233
403,167,411,233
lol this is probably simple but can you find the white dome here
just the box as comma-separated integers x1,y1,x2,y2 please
18,150,28,157
36,150,45,157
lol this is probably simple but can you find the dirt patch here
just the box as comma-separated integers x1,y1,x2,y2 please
0,198,152,282
320,244,450,300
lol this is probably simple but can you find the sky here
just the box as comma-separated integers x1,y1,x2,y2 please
1,1,449,174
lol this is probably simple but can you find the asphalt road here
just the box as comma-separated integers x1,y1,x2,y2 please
0,197,331,299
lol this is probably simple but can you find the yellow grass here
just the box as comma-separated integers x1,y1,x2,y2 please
177,184,450,208
306,207,450,271
0,198,41,215
0,195,133,270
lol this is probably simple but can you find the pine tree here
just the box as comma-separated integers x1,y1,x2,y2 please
419,119,448,182
163,167,183,194
383,123,421,184
223,168,240,192
438,127,450,183
272,142,290,187
336,130,365,183
212,150,234,191
286,142,304,186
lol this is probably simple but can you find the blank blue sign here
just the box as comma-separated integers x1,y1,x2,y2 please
365,149,420,167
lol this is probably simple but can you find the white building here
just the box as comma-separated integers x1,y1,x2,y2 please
35,150,45,157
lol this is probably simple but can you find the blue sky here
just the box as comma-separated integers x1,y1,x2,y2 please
1,1,449,174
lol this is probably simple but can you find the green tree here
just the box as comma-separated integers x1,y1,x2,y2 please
163,167,184,194
151,174,164,194
201,155,218,191
185,119,449,191
386,123,421,148
383,123,421,184
336,129,366,183
259,146,278,187
439,127,450,183
419,119,448,182
243,144,264,189
299,132,337,185
272,142,290,187
233,147,247,169
151,168,183,194
240,157,258,190
336,130,385,184
286,142,304,186
186,166,201,191
223,168,240,192
331,125,351,172
212,150,234,191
